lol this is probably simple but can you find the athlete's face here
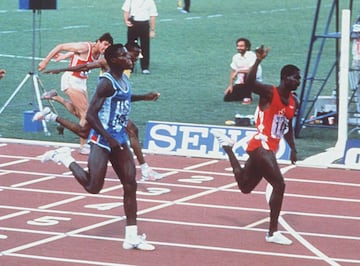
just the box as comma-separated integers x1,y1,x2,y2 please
128,49,142,64
99,41,112,54
113,49,133,69
286,71,301,91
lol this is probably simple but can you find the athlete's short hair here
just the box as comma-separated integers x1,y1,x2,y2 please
280,64,300,80
97,32,114,45
104,43,126,67
125,40,141,52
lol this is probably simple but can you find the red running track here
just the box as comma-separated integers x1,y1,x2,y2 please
0,140,359,266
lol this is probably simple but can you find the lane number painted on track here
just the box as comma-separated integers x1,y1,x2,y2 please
27,216,71,226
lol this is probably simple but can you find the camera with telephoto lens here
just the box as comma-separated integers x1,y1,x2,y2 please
128,16,135,23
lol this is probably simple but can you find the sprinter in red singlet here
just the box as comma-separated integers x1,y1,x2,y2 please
212,45,299,245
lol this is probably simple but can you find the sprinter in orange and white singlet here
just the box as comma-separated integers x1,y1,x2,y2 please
38,33,113,154
69,42,94,80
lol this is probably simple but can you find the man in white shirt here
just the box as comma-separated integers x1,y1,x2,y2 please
224,38,262,105
122,0,158,74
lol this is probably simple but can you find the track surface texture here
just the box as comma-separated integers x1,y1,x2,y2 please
0,141,359,266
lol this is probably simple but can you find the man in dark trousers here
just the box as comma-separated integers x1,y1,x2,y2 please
180,0,191,13
122,0,158,74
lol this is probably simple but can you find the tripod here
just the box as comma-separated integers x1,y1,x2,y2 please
0,9,51,135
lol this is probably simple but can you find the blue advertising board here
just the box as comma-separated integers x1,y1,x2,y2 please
142,121,291,160
342,139,360,166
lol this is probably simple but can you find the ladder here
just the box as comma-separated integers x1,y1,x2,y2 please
294,0,357,137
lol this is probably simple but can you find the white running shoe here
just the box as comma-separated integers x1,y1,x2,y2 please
79,145,90,155
265,232,293,245
41,147,72,164
210,129,235,147
32,107,52,121
141,167,163,181
123,234,155,251
41,89,58,100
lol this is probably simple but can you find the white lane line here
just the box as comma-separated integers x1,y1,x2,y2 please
0,211,30,221
38,195,85,210
279,165,341,266
4,253,134,266
1,216,124,257
11,176,56,188
0,205,120,220
0,150,356,260
100,184,123,193
284,192,360,203
67,233,339,263
244,217,269,229
184,159,219,170
153,158,220,178
287,177,360,188
136,182,237,216
0,159,29,167
279,216,341,266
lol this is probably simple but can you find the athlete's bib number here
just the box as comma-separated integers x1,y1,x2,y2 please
271,115,289,139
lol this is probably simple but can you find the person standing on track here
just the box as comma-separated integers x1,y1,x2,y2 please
38,33,114,155
212,45,299,245
41,43,156,250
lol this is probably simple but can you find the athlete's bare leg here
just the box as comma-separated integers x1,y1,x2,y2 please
126,120,145,165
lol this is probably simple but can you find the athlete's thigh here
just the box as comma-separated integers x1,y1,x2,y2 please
257,149,283,185
87,144,109,188
65,88,88,118
109,145,136,184
243,151,263,188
